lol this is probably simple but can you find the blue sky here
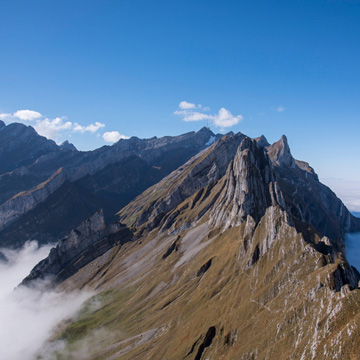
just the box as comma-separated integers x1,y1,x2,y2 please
1,0,360,207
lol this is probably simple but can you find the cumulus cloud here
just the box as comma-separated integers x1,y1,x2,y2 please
0,109,106,141
174,110,212,122
183,112,212,122
13,110,43,121
213,108,243,127
103,131,129,143
179,101,197,110
0,113,10,120
35,117,73,139
174,101,243,128
73,121,105,133
0,241,92,360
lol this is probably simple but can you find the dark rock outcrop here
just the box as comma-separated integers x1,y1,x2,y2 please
59,140,77,151
22,210,133,287
0,251,7,263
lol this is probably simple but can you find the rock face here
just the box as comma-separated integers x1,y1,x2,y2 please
22,210,133,286
0,125,218,247
267,134,294,167
266,136,360,250
0,168,66,231
118,132,246,230
209,138,284,228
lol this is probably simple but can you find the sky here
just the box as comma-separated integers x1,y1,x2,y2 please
0,0,359,206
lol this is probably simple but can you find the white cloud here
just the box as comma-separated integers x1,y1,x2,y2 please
0,113,12,120
0,109,107,142
321,178,360,212
213,108,243,128
276,105,285,112
103,131,129,143
34,117,72,139
174,110,212,122
73,121,105,133
13,110,42,121
184,112,212,122
0,241,92,360
174,102,243,128
179,101,197,110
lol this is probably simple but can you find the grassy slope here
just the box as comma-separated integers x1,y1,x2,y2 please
46,205,360,360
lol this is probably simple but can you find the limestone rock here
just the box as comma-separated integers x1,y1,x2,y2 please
267,134,295,167
209,138,284,228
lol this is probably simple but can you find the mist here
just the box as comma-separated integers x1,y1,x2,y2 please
321,178,360,212
0,241,93,360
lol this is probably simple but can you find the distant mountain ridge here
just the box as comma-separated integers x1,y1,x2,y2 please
0,123,219,247
0,122,61,175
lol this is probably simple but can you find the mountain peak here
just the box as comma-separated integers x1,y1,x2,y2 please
255,135,270,148
267,134,294,167
0,120,5,129
59,140,77,151
210,137,284,227
197,126,215,136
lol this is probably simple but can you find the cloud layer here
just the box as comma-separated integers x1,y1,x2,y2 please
0,241,92,360
321,178,360,212
174,101,243,128
0,110,105,141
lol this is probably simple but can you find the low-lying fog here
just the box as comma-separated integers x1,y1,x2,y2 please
0,241,92,360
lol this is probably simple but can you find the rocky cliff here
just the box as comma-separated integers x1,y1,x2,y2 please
266,135,360,251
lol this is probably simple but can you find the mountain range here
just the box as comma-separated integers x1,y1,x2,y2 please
0,121,219,247
1,121,360,359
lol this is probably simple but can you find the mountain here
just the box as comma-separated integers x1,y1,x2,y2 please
0,124,218,247
0,122,60,175
23,132,360,360
59,140,77,151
